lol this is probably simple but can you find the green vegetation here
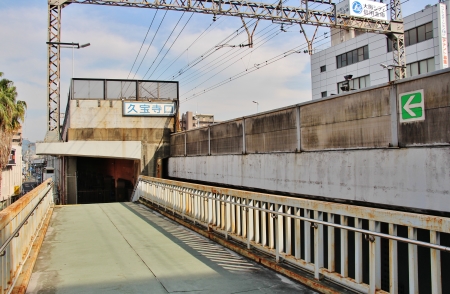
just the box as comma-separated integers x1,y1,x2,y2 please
0,72,27,197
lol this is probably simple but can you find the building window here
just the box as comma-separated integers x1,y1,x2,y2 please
388,58,435,81
7,149,16,166
336,46,369,69
320,65,326,72
388,22,433,52
387,38,393,53
321,91,327,98
337,75,370,94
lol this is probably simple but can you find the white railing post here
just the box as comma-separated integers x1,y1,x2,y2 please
278,205,284,253
275,204,280,262
226,195,231,233
255,201,260,244
340,215,348,278
369,220,381,294
408,227,419,294
231,196,236,234
304,209,311,263
207,193,213,225
314,211,324,280
242,198,247,238
355,217,363,284
235,197,240,235
215,194,220,228
262,202,267,246
249,199,254,243
269,203,275,250
286,206,292,256
223,195,228,239
430,230,442,294
295,208,301,259
246,202,251,250
389,223,398,294
328,213,335,272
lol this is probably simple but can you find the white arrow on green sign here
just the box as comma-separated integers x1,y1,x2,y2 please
399,89,425,123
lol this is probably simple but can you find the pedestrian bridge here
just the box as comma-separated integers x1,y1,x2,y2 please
1,178,449,294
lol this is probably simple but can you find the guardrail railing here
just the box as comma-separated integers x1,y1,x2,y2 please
133,176,449,294
0,179,54,294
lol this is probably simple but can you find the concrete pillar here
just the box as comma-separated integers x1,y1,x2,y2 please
66,157,77,204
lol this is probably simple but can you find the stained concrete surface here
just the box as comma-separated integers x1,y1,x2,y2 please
27,203,316,294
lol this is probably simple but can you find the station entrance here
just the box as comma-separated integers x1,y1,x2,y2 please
74,157,139,204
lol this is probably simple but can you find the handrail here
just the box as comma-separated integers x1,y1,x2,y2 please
134,176,449,293
0,182,53,257
142,179,450,252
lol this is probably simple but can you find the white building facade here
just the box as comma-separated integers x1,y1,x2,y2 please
311,0,449,99
1,129,23,209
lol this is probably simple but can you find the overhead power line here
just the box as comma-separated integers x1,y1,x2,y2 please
179,32,330,102
126,9,159,79
155,15,226,80
146,13,195,80
181,25,291,97
175,20,274,86
142,12,187,79
180,24,284,92
130,10,169,80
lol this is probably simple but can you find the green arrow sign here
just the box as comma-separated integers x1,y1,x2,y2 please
399,89,425,123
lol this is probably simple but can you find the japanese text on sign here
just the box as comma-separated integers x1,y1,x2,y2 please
123,102,175,116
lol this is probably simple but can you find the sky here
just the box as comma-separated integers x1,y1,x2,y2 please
0,0,439,142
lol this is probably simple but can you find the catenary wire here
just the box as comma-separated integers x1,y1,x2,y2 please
174,21,277,86
126,9,159,80
142,12,187,79
146,13,195,80
130,10,169,80
155,15,227,80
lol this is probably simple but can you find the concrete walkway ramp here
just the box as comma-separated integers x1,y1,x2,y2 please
27,203,315,294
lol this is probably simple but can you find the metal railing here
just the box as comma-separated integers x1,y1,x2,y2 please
0,179,54,294
133,176,449,294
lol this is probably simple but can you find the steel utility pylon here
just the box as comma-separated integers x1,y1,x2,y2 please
389,0,406,80
46,0,405,141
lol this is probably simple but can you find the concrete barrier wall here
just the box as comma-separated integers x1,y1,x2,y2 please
245,108,297,153
397,72,450,146
170,133,185,157
186,128,209,156
300,87,392,150
169,147,450,214
210,120,243,155
171,69,450,157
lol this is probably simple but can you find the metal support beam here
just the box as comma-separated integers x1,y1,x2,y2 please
68,0,393,32
299,23,319,55
389,0,406,79
46,4,62,142
241,17,259,48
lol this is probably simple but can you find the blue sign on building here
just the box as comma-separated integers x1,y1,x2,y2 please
123,102,176,116
352,1,363,14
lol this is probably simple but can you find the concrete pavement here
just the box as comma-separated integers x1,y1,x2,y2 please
27,203,316,294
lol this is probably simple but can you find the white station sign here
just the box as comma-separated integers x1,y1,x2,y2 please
336,0,388,21
123,101,176,117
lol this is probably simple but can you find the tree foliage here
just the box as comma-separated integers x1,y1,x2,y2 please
0,72,27,171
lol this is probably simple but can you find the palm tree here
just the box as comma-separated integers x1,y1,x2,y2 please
0,72,27,199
